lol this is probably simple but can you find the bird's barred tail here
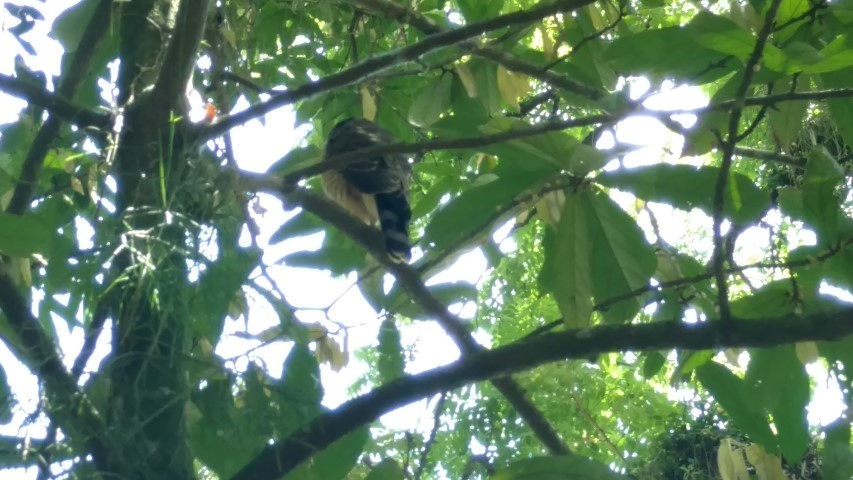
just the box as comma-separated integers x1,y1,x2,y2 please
374,190,412,263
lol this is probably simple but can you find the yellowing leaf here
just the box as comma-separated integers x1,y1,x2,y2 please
455,64,477,98
305,322,329,341
71,176,84,195
795,341,819,364
361,84,377,121
540,24,556,62
718,439,750,480
496,66,530,111
221,27,237,49
535,189,565,228
745,444,787,480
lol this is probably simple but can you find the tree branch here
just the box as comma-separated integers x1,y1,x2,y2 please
198,0,601,141
0,268,109,472
0,73,111,132
232,306,853,480
151,0,212,106
712,0,784,321
270,184,572,454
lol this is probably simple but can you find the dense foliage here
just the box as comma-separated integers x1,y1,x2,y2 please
0,0,852,479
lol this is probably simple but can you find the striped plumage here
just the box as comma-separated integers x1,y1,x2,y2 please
321,118,412,263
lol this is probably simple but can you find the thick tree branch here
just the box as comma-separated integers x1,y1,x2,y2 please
271,185,571,454
0,73,111,132
232,306,853,480
713,0,784,321
199,0,601,141
0,268,109,472
151,0,212,106
349,0,603,100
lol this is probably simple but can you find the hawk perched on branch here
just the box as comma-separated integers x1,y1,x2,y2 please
321,118,412,263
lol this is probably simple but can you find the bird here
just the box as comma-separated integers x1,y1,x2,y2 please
321,118,412,263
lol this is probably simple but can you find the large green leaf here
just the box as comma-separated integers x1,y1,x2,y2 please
491,455,626,480
821,67,853,148
745,347,810,463
274,343,323,436
695,362,778,452
269,210,325,244
422,168,549,253
801,147,845,244
687,11,790,72
768,75,810,149
584,191,657,323
479,117,608,175
0,213,51,257
602,26,733,83
283,426,369,480
456,0,503,21
408,73,453,127
364,459,405,480
547,191,594,327
189,248,258,340
597,164,770,225
191,376,271,478
377,319,405,383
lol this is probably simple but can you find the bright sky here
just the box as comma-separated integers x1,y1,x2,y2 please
0,1,849,479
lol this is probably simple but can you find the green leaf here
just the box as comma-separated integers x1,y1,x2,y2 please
364,459,405,480
823,443,853,480
0,365,12,424
474,62,502,115
695,362,778,452
745,347,810,463
408,74,453,127
584,191,657,323
642,352,667,379
392,282,477,319
456,0,503,21
51,0,98,52
284,246,364,275
597,164,770,225
191,377,271,478
270,145,323,176
688,12,789,72
821,68,853,148
491,455,626,480
276,344,323,436
549,191,594,327
269,211,325,244
190,248,258,340
769,76,810,149
377,319,405,383
283,426,369,480
603,27,733,83
479,117,608,175
730,281,796,319
802,147,845,243
422,167,548,253
0,213,51,257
